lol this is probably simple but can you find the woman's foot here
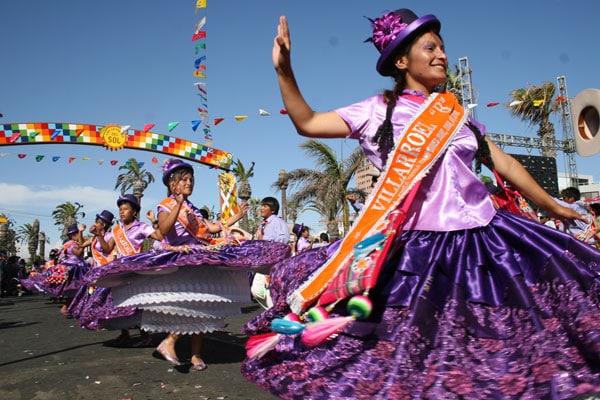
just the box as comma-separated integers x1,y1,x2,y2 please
155,339,180,366
191,354,207,371
60,305,69,316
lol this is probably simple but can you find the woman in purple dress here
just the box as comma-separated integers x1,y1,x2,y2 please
86,159,291,371
241,9,600,399
42,223,89,315
70,197,162,346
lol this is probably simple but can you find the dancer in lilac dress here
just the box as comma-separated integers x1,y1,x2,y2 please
68,210,115,322
20,248,59,295
87,159,291,370
42,223,89,315
241,9,600,399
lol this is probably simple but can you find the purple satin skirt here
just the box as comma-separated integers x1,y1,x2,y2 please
32,261,90,298
241,211,600,399
68,285,138,331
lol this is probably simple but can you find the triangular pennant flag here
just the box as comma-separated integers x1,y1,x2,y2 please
196,0,206,12
280,109,288,114
259,109,270,116
52,156,60,162
234,115,248,122
29,131,40,138
197,64,206,71
120,125,131,133
205,135,213,140
486,102,500,107
194,42,206,53
194,55,206,69
98,160,104,165
203,128,211,134
0,152,9,157
214,118,225,126
168,121,180,132
198,108,208,114
110,160,118,166
152,157,158,164
192,31,206,42
205,141,213,146
68,157,76,163
82,157,90,161
193,82,206,87
18,154,26,159
194,16,206,34
467,103,478,109
533,100,544,106
509,100,523,107
197,86,207,94
194,70,206,78
192,120,202,131
555,96,566,102
138,162,144,168
35,155,44,162
143,123,155,133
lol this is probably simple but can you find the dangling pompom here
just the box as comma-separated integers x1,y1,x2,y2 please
305,306,329,322
301,316,354,347
246,332,280,359
347,295,373,319
283,312,301,322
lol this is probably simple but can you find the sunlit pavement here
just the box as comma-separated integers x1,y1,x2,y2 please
0,294,277,400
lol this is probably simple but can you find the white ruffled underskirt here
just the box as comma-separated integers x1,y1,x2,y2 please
110,266,251,335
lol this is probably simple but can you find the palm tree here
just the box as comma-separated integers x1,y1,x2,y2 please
17,220,39,264
52,201,85,240
507,81,558,158
274,140,365,239
443,64,463,104
0,213,18,256
231,159,255,232
114,158,155,203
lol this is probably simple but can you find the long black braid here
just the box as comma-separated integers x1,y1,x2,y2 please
468,121,495,173
372,84,405,165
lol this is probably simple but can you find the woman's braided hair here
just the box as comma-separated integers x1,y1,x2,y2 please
468,121,494,173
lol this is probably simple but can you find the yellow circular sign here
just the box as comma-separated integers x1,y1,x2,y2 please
101,125,127,150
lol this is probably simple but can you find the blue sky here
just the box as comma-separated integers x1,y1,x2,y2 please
1,0,599,255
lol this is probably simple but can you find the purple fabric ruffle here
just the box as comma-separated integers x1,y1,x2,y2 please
241,211,600,399
86,240,291,287
68,285,137,330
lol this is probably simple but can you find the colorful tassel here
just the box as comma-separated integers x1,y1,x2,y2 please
301,316,354,347
246,332,280,359
300,295,373,347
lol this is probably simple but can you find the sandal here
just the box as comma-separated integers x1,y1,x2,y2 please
191,354,207,371
155,340,181,366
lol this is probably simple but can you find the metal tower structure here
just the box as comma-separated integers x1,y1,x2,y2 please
556,75,579,187
456,57,578,187
458,57,477,119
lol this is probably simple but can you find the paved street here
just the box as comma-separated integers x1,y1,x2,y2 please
0,294,277,400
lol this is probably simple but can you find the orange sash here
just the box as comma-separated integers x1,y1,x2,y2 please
112,223,139,256
289,92,466,313
159,197,213,244
90,237,114,266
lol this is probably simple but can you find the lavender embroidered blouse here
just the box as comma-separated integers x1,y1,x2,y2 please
335,92,496,232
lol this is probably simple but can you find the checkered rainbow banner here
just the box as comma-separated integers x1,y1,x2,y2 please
0,122,233,170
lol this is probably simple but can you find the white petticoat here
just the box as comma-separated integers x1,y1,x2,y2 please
110,266,250,334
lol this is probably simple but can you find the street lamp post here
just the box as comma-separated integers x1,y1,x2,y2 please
278,169,288,222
